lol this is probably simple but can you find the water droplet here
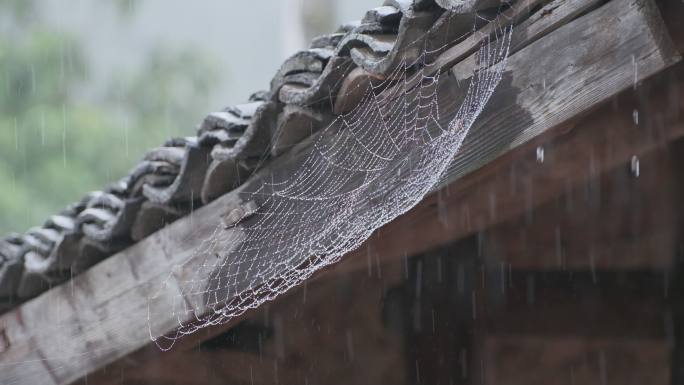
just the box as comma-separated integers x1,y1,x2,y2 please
431,308,436,333
599,350,608,385
40,110,46,146
30,64,36,95
632,109,639,126
62,104,67,167
345,330,355,361
632,54,638,90
471,290,477,320
460,349,468,378
13,117,18,151
536,146,544,163
630,155,640,177
123,115,130,158
526,274,535,305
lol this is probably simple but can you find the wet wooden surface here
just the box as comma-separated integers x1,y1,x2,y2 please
0,0,681,384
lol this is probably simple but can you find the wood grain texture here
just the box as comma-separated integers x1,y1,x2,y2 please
481,148,681,270
0,0,679,383
478,273,671,385
482,336,670,385
86,262,407,385
441,0,680,185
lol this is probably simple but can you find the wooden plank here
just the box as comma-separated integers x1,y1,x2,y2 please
482,336,670,385
440,0,680,185
339,69,684,274
84,255,407,385
481,147,681,270
340,0,683,273
477,271,671,385
508,0,602,52
0,0,679,383
431,0,603,75
658,0,684,53
431,0,549,72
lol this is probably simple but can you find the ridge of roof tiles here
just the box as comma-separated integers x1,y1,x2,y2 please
0,0,499,312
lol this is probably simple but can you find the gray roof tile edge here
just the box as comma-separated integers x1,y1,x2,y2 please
0,0,482,311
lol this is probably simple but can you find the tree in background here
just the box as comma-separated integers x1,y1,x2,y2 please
0,0,220,233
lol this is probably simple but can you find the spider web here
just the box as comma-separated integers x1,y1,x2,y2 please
150,25,513,349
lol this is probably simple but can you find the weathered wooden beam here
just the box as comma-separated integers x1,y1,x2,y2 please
0,0,679,384
482,335,670,385
339,70,684,274
473,270,672,385
340,0,683,273
86,262,407,385
440,0,680,186
658,0,684,53
481,146,682,270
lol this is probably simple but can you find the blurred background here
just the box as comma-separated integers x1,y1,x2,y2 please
0,0,371,234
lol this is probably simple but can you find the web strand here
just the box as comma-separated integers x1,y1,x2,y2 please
150,25,513,350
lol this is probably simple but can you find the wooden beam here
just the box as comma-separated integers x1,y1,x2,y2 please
481,146,682,270
475,272,672,385
342,59,684,275
0,0,679,383
481,334,670,385
86,256,407,385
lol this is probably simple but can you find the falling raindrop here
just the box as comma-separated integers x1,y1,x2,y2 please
374,253,382,279
632,54,638,90
589,247,597,284
536,146,544,163
457,264,465,294
570,366,576,385
526,274,535,305
599,350,608,385
460,349,468,379
124,116,130,158
273,361,279,385
665,311,675,349
480,359,485,384
630,155,640,178
366,244,373,277
40,110,46,146
62,103,67,167
488,191,496,220
555,227,563,267
415,260,423,299
3,68,8,97
60,40,66,83
13,117,18,151
431,308,436,333
437,190,449,227
436,256,442,283
301,280,307,304
345,330,355,361
632,109,639,126
415,360,421,384
471,290,477,320
30,64,36,95
500,262,506,294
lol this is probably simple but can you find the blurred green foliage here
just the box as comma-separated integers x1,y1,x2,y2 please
0,1,220,233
